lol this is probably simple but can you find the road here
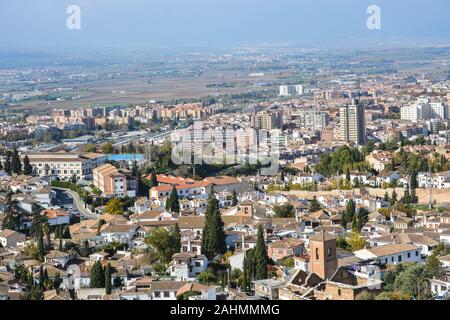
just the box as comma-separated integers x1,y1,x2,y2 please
53,187,98,220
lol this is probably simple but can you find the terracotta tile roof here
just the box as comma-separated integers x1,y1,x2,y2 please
41,209,69,219
367,243,418,256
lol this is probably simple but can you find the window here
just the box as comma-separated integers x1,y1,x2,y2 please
315,248,319,260
328,247,332,257
338,289,341,296
391,257,394,262
416,251,419,256
164,292,170,298
154,292,160,298
407,252,411,258
398,255,402,262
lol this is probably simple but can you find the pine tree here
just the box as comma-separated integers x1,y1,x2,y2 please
105,263,112,294
254,225,268,280
11,148,22,174
383,191,390,202
23,155,33,175
201,188,226,259
309,196,321,212
231,190,238,206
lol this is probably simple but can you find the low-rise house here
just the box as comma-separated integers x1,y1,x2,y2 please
44,250,74,268
100,224,138,245
430,274,450,298
129,209,171,223
176,282,216,300
89,251,110,262
41,209,70,226
150,281,188,300
418,171,450,189
376,171,400,186
253,278,287,300
366,151,393,172
31,187,56,207
370,233,438,256
267,238,305,261
234,234,257,251
181,239,202,255
0,229,26,248
43,289,72,300
167,253,209,281
354,243,422,265
177,216,205,238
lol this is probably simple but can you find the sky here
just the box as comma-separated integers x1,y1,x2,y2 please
0,0,449,49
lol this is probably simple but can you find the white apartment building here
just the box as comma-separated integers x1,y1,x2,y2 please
294,109,329,130
401,97,448,122
25,152,107,180
279,85,303,97
339,103,366,145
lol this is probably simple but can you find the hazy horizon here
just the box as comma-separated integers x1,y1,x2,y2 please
0,0,449,50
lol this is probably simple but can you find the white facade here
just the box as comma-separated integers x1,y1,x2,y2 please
354,245,422,265
401,97,447,122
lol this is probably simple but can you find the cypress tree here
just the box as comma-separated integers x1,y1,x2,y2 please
232,190,238,206
131,160,139,177
254,225,268,280
54,272,61,289
201,188,226,259
105,263,112,294
38,265,44,290
37,228,45,262
170,223,181,254
4,153,11,175
411,187,418,204
151,172,158,187
11,148,22,174
62,225,71,239
391,189,398,206
402,185,411,205
90,261,105,288
23,155,33,175
410,170,418,189
168,186,180,213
